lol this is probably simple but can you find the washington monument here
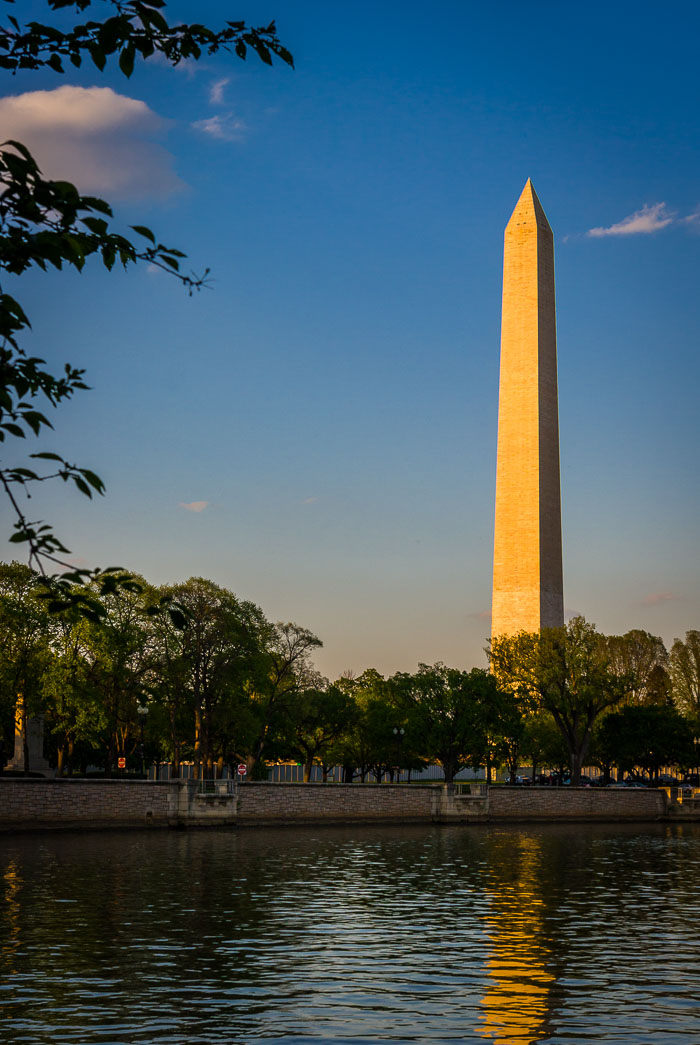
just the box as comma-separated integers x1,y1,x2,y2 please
491,180,564,638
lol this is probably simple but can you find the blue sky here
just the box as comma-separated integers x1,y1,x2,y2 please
3,0,699,678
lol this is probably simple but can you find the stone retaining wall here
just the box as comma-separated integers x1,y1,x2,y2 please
236,782,437,823
487,786,666,820
0,778,172,829
0,779,691,831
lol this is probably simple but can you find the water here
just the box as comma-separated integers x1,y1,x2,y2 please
2,823,700,1044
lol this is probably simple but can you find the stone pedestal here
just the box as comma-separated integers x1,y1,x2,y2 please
6,710,52,775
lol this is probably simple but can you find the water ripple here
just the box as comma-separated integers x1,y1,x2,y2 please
2,823,700,1043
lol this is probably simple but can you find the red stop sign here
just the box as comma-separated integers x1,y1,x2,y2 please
237,764,247,776
117,757,126,769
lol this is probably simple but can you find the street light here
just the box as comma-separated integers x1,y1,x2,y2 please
137,703,149,778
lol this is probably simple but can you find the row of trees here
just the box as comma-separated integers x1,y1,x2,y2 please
1,561,699,783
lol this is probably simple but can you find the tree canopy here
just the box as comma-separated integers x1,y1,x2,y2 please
489,617,631,784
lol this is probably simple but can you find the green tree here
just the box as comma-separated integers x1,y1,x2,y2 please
490,617,629,785
669,631,700,714
491,693,525,784
169,577,270,779
0,1,292,610
0,560,52,771
283,685,356,782
330,671,379,782
520,712,569,783
70,576,154,774
41,614,108,774
605,629,669,705
596,705,695,783
392,664,506,785
141,585,191,776
247,622,323,776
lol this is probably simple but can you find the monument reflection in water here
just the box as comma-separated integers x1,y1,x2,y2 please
2,823,700,1045
478,833,554,1045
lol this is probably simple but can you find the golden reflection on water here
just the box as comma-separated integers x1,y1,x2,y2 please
2,860,22,972
477,834,554,1045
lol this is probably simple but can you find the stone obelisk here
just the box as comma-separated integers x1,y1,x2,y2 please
491,180,564,638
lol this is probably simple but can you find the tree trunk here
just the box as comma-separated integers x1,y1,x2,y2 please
169,707,180,778
193,703,203,779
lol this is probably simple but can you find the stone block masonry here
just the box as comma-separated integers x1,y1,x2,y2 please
487,786,667,821
236,782,438,824
0,778,173,830
492,179,564,637
0,780,691,831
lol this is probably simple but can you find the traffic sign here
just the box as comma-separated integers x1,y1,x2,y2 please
117,757,126,769
237,763,247,776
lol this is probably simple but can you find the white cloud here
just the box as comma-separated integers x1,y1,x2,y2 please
641,591,683,607
0,85,184,198
209,78,230,105
179,501,209,513
681,207,700,230
191,113,246,142
302,496,318,504
587,202,675,238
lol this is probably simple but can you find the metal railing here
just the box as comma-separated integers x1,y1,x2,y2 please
453,783,488,797
197,779,236,796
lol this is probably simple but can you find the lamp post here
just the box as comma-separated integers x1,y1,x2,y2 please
393,727,405,782
137,703,149,778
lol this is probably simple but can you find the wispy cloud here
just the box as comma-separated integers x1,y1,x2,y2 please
209,78,230,105
587,202,675,238
179,500,209,513
0,85,184,199
641,591,683,607
191,113,246,141
681,207,700,231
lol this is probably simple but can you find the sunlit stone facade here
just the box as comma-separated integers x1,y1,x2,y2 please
491,180,564,638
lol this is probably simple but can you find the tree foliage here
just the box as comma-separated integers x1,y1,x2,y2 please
2,556,698,782
0,1,293,77
669,631,700,714
0,1,292,614
605,629,670,706
283,685,356,782
391,663,510,784
489,617,630,784
596,705,696,782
